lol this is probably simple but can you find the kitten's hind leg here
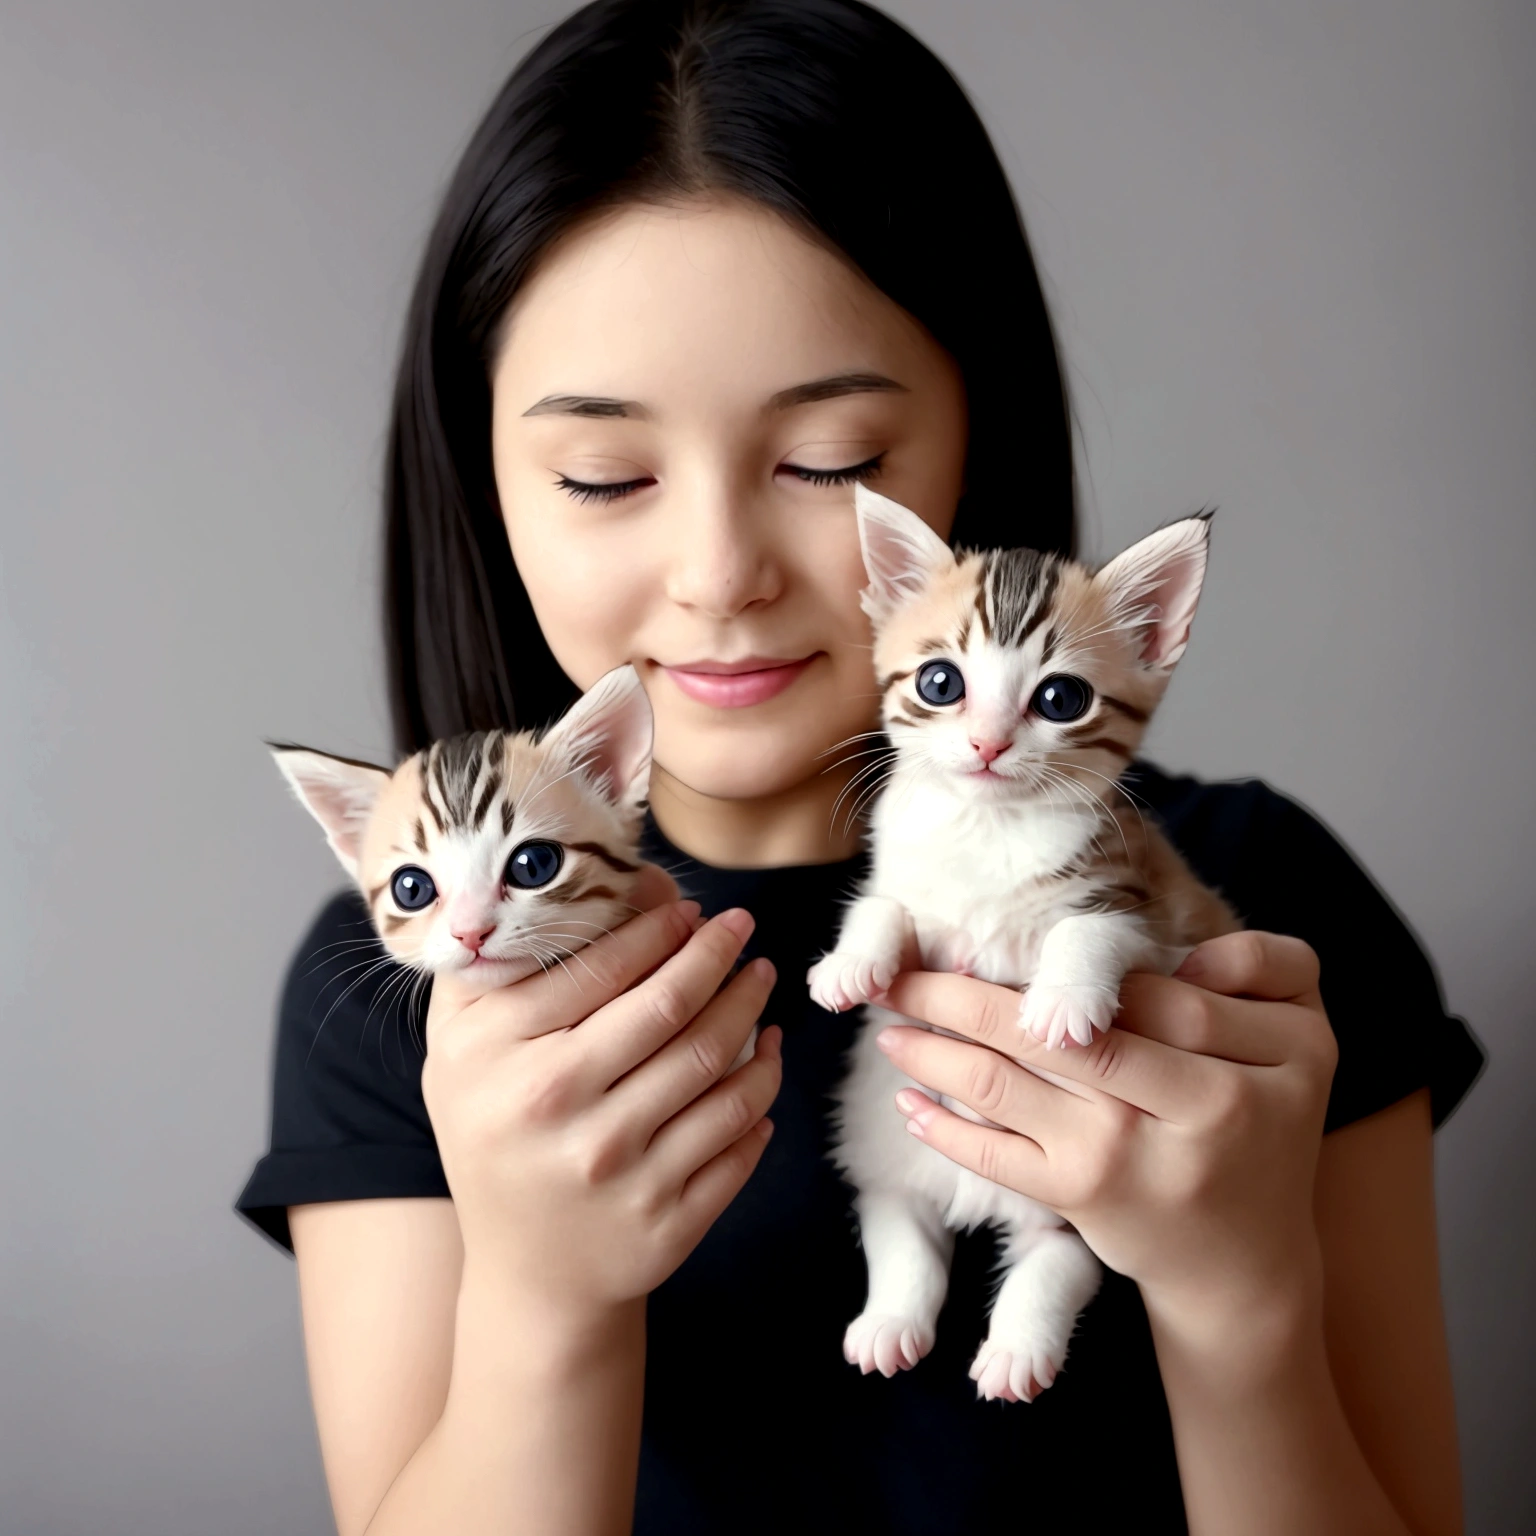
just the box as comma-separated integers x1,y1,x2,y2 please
844,1190,954,1377
970,1225,1101,1403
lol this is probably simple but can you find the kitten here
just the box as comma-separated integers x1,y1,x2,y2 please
809,485,1240,1403
272,664,653,999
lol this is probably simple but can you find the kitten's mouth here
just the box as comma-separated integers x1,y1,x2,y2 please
660,653,818,709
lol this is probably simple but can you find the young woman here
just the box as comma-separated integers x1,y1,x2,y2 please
236,3,1483,1531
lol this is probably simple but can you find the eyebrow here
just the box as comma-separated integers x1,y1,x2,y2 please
769,371,908,410
520,372,908,420
522,394,646,419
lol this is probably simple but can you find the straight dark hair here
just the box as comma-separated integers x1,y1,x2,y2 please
385,0,1076,753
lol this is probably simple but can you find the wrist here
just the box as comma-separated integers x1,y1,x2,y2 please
1139,1253,1326,1389
455,1264,646,1389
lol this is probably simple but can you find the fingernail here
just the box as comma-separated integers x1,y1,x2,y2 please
677,900,702,923
749,956,777,985
760,1025,783,1061
717,907,756,942
905,1118,927,1139
894,1088,925,1115
875,1027,902,1052
1174,949,1204,979
756,1117,775,1142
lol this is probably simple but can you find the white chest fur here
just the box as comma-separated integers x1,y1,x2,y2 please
866,776,1101,987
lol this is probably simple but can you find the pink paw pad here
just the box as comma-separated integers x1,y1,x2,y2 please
843,1312,935,1378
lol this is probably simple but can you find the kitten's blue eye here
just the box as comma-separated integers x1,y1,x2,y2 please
506,841,563,889
391,866,436,911
916,660,965,706
1031,674,1093,722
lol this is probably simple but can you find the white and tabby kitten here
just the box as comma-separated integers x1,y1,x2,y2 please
810,485,1239,1404
272,664,653,998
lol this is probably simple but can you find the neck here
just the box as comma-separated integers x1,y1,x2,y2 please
647,760,866,869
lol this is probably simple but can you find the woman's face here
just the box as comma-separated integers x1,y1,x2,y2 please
489,196,967,846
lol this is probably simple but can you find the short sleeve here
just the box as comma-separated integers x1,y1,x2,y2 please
234,891,448,1253
1149,771,1487,1134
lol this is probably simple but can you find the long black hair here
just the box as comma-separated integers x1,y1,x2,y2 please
385,0,1075,752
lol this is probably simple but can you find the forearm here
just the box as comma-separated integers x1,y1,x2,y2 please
1144,1272,1412,1536
363,1272,645,1536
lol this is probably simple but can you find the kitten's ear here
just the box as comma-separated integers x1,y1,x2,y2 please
1095,513,1213,670
542,664,654,808
269,745,392,881
855,483,956,620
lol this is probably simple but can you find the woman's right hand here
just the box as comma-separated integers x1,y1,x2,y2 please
421,870,781,1325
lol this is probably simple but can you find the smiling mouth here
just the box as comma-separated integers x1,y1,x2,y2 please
660,654,818,708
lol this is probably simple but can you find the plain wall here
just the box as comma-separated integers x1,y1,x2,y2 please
1,2,1530,1530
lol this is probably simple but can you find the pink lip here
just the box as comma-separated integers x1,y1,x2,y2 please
662,654,817,708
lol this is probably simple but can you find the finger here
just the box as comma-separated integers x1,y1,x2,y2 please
582,908,758,1082
880,971,1222,1122
1115,973,1300,1066
668,1112,776,1237
897,1091,1060,1207
872,1025,1080,1143
1172,930,1321,1002
427,898,700,1050
610,956,777,1126
646,1023,783,1186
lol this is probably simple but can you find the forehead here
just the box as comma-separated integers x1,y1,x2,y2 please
360,738,590,869
873,553,1107,673
491,197,944,419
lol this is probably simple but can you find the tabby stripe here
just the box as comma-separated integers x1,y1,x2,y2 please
878,667,915,693
501,796,516,837
412,817,427,854
974,578,993,641
1073,736,1133,759
472,768,502,830
1040,625,1058,665
570,840,640,873
420,752,447,833
1101,694,1149,724
888,711,920,728
382,912,408,934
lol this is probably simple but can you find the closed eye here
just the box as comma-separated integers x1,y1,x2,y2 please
780,451,885,486
555,473,656,504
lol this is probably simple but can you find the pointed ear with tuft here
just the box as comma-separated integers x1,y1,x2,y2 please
854,482,956,621
1095,514,1213,670
270,745,393,881
541,663,654,808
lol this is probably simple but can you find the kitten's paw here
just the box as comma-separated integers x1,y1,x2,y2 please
1019,982,1120,1050
843,1312,935,1378
968,1328,1070,1404
807,951,898,1013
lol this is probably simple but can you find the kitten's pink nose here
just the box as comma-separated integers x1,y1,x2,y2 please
452,924,495,954
970,737,1010,764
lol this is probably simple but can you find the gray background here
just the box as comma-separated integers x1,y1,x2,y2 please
1,1,1529,1530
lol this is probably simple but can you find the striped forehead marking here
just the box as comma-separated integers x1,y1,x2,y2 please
983,549,1061,649
425,729,512,833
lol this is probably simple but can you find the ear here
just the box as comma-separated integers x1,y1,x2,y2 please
542,664,654,808
269,745,392,881
1094,513,1213,670
854,482,956,620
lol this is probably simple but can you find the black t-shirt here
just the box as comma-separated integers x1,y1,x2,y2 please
236,762,1484,1533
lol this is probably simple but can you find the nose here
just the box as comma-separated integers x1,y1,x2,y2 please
970,737,1010,765
664,475,782,618
451,923,495,954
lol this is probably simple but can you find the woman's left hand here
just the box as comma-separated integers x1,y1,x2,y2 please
874,931,1340,1341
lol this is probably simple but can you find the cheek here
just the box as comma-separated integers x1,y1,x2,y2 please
505,501,657,688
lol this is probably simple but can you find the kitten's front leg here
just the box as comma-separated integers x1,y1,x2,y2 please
844,1189,954,1377
1020,912,1161,1049
807,895,912,1013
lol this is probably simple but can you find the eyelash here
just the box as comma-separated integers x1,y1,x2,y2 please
553,452,885,504
786,451,886,486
